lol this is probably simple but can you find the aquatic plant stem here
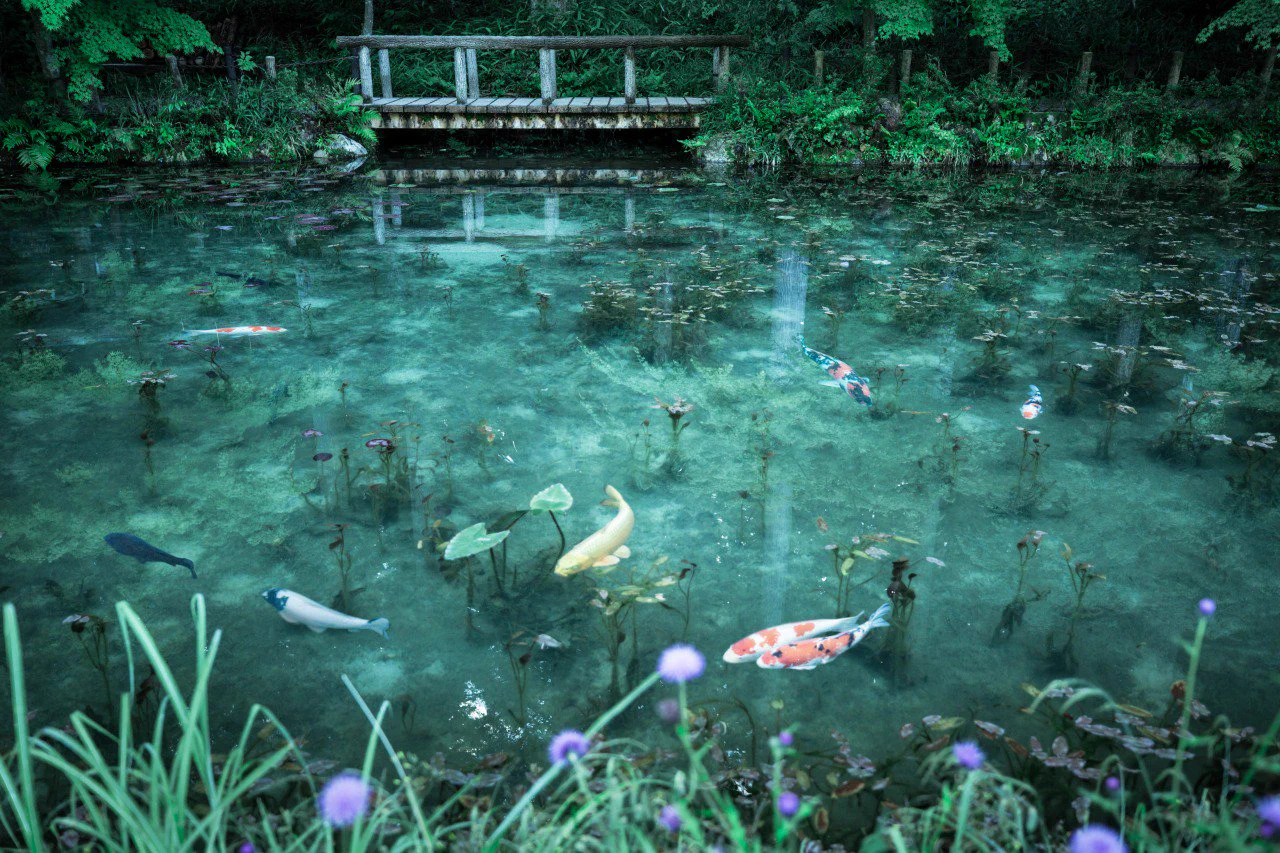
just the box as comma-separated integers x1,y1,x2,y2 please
549,511,566,563
1170,616,1207,790
487,672,661,848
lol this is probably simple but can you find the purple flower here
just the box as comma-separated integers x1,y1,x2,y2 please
1105,776,1121,792
657,698,681,724
238,844,256,853
658,805,681,832
657,644,705,683
952,740,985,770
777,731,794,747
318,773,371,827
548,729,591,765
777,791,800,818
1198,598,1215,617
303,428,323,438
1069,825,1127,853
1259,795,1280,836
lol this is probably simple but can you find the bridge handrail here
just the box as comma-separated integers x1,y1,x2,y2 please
338,33,747,106
335,34,747,50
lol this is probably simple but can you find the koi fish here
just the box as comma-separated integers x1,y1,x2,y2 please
187,325,286,336
104,533,196,579
554,485,634,576
262,588,389,637
723,612,876,663
797,334,872,407
756,603,891,671
1021,384,1043,420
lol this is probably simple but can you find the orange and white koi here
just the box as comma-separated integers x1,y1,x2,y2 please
187,325,287,336
1021,384,1043,420
756,603,891,671
724,612,874,663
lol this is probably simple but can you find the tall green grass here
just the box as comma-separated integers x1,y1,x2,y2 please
0,597,1275,851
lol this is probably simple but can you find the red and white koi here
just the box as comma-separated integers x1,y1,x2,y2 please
187,325,287,336
756,603,891,671
797,334,872,407
724,611,876,663
1021,384,1043,420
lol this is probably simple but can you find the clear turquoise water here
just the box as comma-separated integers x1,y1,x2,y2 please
1,164,1277,771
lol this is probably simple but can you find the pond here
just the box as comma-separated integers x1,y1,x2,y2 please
1,163,1277,780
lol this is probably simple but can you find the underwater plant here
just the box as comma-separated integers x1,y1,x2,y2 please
1048,541,1105,673
138,431,157,495
329,523,355,611
818,525,904,619
127,370,175,419
504,633,536,727
652,397,694,476
503,255,530,294
884,556,920,684
1225,432,1277,501
63,613,113,723
443,522,511,633
1154,390,1226,462
870,365,908,416
822,304,848,350
589,558,681,703
753,410,775,497
1057,362,1092,415
1012,427,1051,515
1096,397,1137,460
992,530,1045,645
486,483,574,587
535,291,552,331
971,330,1011,382
628,419,655,490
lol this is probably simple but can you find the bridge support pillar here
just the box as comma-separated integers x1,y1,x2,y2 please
539,49,557,104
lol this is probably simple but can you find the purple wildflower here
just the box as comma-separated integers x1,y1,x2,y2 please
657,644,705,683
777,731,794,747
238,844,256,853
1198,598,1215,617
657,698,681,724
952,740,985,770
1105,776,1121,792
658,805,682,832
548,729,591,765
318,773,371,827
1259,795,1280,837
1069,825,1127,853
777,791,800,818
303,428,323,438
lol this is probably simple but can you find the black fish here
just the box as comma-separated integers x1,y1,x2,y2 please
216,270,242,279
103,533,196,579
244,277,275,288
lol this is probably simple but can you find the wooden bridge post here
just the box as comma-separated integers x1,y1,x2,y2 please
713,46,731,91
1074,51,1092,97
358,47,375,102
378,49,392,97
462,193,476,243
1166,50,1183,92
466,49,479,100
475,193,486,231
390,190,403,227
624,46,637,104
264,55,277,81
898,48,912,93
372,196,386,246
165,55,184,89
454,48,469,103
544,193,559,242
624,193,636,232
814,50,824,86
539,49,557,103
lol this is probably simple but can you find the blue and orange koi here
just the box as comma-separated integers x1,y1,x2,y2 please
1021,384,1043,420
796,334,872,407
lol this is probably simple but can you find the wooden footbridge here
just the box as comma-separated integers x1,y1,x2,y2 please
335,32,748,130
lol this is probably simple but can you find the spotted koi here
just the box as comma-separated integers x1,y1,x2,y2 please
723,612,872,663
756,603,891,671
797,334,872,407
188,325,287,336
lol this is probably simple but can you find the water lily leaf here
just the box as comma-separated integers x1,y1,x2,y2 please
529,483,573,513
444,524,509,560
927,716,965,731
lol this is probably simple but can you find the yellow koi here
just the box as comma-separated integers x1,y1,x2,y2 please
554,484,634,576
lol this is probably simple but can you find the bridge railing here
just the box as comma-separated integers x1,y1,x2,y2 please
333,34,750,105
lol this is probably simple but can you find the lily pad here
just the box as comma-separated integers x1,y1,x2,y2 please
444,523,509,560
529,483,573,513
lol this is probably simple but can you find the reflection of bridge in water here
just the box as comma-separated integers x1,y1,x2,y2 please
367,166,713,245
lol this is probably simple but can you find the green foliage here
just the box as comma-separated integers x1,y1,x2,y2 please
21,0,216,102
1199,0,1280,49
967,0,1025,61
